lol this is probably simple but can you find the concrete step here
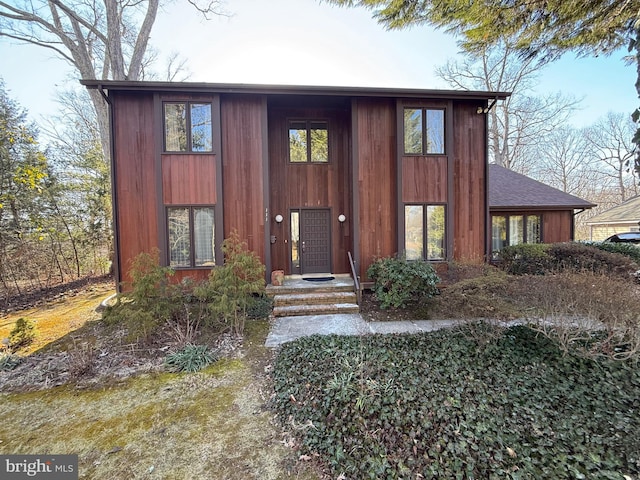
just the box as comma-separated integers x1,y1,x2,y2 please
273,302,360,317
266,274,355,296
266,283,353,296
273,291,357,307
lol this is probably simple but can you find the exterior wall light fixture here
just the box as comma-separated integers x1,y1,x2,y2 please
338,214,346,223
275,214,283,223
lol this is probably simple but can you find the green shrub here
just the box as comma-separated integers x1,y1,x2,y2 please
367,255,440,309
103,249,178,341
496,243,551,275
199,231,266,335
164,344,217,373
588,241,640,264
104,234,267,341
246,295,273,319
8,318,37,350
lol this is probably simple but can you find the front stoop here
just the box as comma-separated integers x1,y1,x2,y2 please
267,275,360,317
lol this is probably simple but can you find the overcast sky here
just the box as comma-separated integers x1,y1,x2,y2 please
0,0,636,130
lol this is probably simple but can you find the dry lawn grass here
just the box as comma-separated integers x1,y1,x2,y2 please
0,289,320,479
0,357,312,479
0,283,115,355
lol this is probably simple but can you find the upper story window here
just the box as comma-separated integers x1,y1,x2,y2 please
288,120,329,163
403,108,445,155
164,102,213,153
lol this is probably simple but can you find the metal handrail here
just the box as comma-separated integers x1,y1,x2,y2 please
347,251,362,305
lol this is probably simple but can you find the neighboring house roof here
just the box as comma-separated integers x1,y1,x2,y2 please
586,195,640,226
81,80,510,101
489,164,596,211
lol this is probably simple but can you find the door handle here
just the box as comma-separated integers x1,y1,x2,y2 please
302,241,306,253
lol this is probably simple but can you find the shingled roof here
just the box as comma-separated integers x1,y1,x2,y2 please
489,164,596,210
586,195,640,225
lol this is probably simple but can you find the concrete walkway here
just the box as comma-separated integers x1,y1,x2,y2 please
264,313,471,347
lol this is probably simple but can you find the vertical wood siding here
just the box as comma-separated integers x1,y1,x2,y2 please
401,156,448,203
355,98,397,278
221,95,266,259
542,210,574,243
162,155,217,204
112,92,158,284
453,101,487,262
268,104,351,274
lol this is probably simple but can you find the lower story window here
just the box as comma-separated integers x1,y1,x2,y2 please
491,214,541,253
167,206,215,267
405,204,446,261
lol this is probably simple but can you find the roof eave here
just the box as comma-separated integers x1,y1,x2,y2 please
80,80,511,100
586,219,640,226
490,204,596,211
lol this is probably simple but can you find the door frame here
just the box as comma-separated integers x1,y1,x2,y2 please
289,207,333,275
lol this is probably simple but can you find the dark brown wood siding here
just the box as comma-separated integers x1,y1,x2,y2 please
355,98,397,279
221,95,266,259
542,210,574,243
401,156,448,203
268,104,351,274
162,155,217,204
453,101,487,262
112,91,158,285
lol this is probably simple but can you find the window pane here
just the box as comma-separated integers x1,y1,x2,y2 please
405,205,423,260
289,122,307,162
291,211,300,268
165,103,187,151
426,109,445,154
492,216,507,254
191,103,212,152
310,122,328,162
168,208,190,267
404,108,423,154
426,205,445,260
509,215,524,246
526,215,541,243
194,208,215,266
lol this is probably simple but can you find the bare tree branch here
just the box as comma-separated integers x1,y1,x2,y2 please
0,31,75,63
0,0,229,158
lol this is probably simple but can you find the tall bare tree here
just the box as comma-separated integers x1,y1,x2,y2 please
436,41,579,172
0,0,226,158
532,125,598,197
585,111,638,202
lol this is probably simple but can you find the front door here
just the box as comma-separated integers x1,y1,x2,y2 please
300,209,332,274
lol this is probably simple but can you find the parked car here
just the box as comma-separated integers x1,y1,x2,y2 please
604,232,640,244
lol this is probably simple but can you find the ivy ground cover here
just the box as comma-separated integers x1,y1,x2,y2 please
272,326,640,479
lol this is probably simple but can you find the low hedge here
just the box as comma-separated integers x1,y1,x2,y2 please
497,242,639,279
588,241,640,264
